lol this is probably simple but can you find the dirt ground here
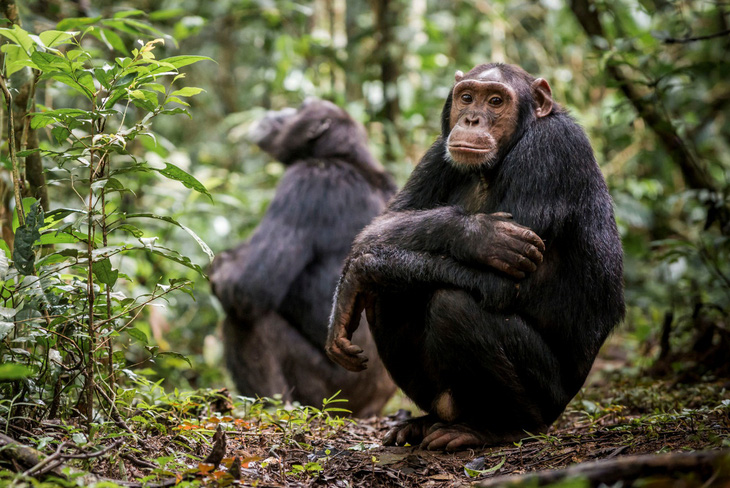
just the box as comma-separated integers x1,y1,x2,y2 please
87,376,730,488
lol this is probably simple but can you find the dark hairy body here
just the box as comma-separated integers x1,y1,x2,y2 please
211,98,397,416
327,64,625,449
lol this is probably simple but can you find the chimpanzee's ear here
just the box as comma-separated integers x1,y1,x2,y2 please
455,70,464,82
531,78,553,118
306,118,331,140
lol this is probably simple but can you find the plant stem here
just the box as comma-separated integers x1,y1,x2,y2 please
84,121,97,435
0,73,25,226
100,152,115,389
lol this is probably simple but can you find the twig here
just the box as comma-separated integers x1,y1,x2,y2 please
23,441,70,477
95,384,134,435
662,29,730,44
119,453,158,470
59,439,123,460
24,440,123,477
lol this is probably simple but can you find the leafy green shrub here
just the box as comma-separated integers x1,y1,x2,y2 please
0,19,212,433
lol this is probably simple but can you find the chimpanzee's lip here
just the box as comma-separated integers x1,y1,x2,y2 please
448,144,492,153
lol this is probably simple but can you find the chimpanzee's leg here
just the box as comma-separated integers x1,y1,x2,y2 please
223,312,394,417
419,289,571,450
380,288,571,450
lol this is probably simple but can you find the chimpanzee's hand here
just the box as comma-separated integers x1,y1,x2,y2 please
326,271,369,372
459,212,545,279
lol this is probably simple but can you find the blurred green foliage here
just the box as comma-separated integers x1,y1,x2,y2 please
7,0,730,393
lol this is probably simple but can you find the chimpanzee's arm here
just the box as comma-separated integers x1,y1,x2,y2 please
326,245,521,372
355,208,544,279
354,143,544,277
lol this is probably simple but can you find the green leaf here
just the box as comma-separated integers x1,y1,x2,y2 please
94,66,112,89
464,456,506,478
30,114,55,130
155,351,192,367
13,200,44,275
51,126,70,144
77,71,97,95
127,212,214,262
149,9,186,21
146,83,167,94
1,44,33,76
151,163,213,201
38,30,77,48
17,149,42,158
165,96,189,107
0,248,7,280
0,26,35,53
113,9,145,18
169,86,204,98
45,208,85,225
160,107,191,118
92,258,119,287
29,51,68,71
40,71,94,100
0,322,14,341
90,177,125,192
56,17,102,31
126,327,148,344
0,363,33,380
139,243,207,277
112,224,144,237
37,230,78,245
158,55,213,69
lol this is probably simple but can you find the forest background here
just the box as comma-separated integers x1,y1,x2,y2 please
0,0,728,485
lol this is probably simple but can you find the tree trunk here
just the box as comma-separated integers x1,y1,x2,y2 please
1,0,50,212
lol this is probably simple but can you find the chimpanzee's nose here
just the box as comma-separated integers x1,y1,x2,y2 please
463,114,482,127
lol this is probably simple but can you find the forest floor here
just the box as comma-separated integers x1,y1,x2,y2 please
2,350,730,487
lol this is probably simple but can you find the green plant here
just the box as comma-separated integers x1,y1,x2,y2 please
0,18,211,434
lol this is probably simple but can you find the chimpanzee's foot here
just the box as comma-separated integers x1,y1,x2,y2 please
383,414,438,446
421,423,526,451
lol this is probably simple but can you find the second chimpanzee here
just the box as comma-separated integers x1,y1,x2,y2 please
327,64,625,449
211,98,397,416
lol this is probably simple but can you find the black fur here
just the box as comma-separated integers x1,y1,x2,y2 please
211,98,397,416
331,64,624,438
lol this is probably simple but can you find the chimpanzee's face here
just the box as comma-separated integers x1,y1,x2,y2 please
446,68,521,169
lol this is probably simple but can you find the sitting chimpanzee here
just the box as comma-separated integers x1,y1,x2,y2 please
327,64,625,449
211,98,397,416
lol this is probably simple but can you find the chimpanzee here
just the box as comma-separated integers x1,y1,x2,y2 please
210,98,397,416
326,64,625,449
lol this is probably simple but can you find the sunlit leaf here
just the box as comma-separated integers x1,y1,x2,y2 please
159,55,214,69
150,163,213,202
38,30,77,48
169,87,204,98
0,25,34,53
0,363,33,380
127,212,213,261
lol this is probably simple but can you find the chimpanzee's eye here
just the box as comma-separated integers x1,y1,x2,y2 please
460,93,473,104
489,96,503,106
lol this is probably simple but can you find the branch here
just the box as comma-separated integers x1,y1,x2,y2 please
0,433,64,478
474,449,730,487
570,0,717,193
662,28,730,44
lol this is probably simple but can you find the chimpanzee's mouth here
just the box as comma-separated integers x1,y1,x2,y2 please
448,144,493,153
